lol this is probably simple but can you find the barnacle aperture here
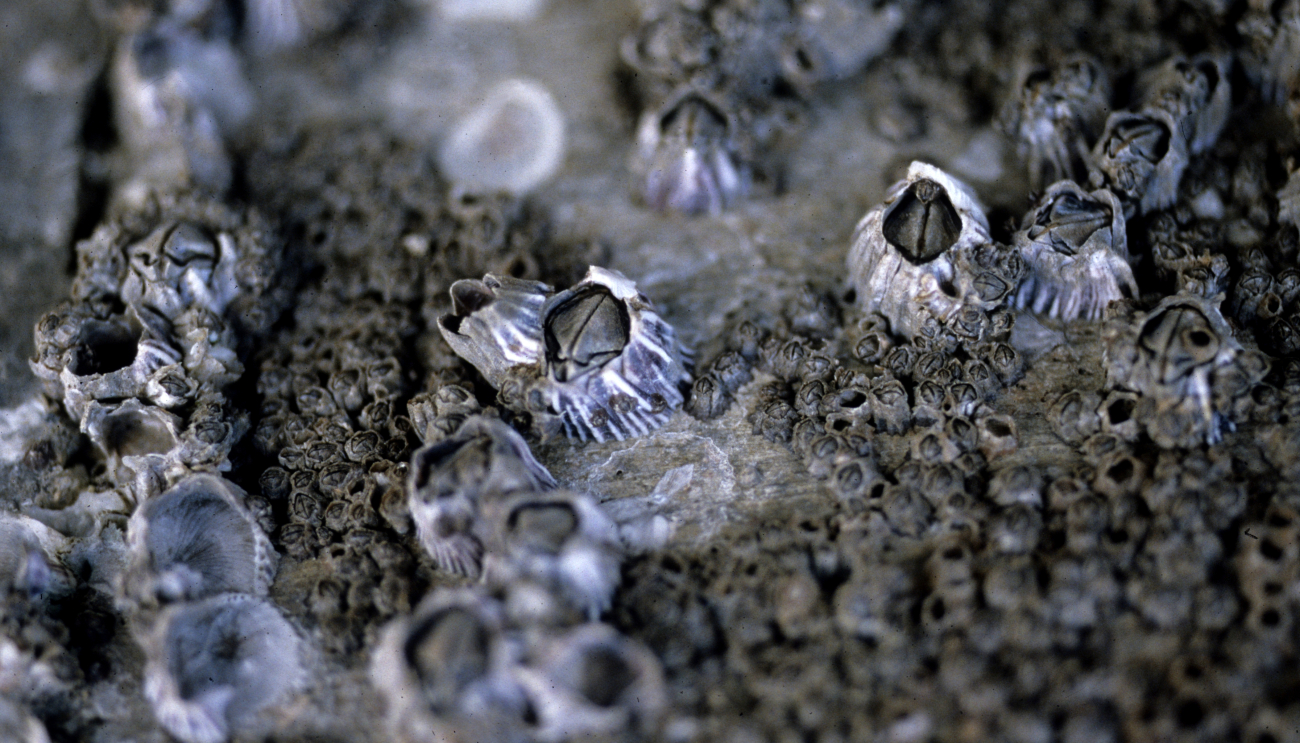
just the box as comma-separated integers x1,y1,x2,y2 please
1137,304,1222,385
544,285,631,383
882,178,962,264
404,606,492,710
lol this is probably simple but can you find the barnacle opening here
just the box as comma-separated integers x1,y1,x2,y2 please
1108,117,1170,162
571,644,638,708
404,607,491,709
543,285,630,382
882,178,962,264
70,317,142,376
507,500,578,555
101,408,177,458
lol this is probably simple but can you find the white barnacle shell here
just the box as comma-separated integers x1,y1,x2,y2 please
515,623,667,742
1135,53,1230,156
141,594,305,743
124,473,276,605
407,415,557,577
533,266,691,441
1090,109,1188,215
633,90,747,215
482,490,623,621
1000,55,1111,190
120,221,243,323
1103,294,1242,447
847,161,993,339
82,398,183,496
437,274,553,390
1013,181,1136,321
439,78,566,195
371,588,530,743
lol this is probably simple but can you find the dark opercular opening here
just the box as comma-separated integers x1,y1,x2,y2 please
1113,117,1170,162
882,178,962,264
577,645,637,708
1107,398,1135,425
70,319,141,376
1107,459,1134,484
508,501,578,554
986,419,1013,437
1188,330,1212,347
450,281,494,318
102,410,177,457
406,608,490,700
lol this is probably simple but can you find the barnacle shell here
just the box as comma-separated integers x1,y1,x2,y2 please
124,473,276,605
407,415,557,577
1013,181,1136,321
634,91,747,215
1000,55,1111,190
82,398,182,494
1090,109,1187,215
142,594,305,743
847,162,995,339
120,221,241,322
483,490,623,620
515,623,667,742
439,78,566,195
0,513,72,599
437,274,552,390
1135,53,1230,156
371,588,529,743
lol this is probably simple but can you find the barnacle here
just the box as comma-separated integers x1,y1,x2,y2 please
142,594,306,743
124,473,276,604
437,274,552,390
1000,55,1111,190
1136,53,1231,156
846,162,998,339
439,78,567,195
1090,110,1185,215
634,92,746,215
407,415,556,577
1012,181,1136,321
0,513,72,599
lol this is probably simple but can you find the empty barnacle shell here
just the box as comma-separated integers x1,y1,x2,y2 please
124,473,276,605
407,415,556,577
82,398,182,489
1090,110,1187,215
141,593,306,743
437,274,553,390
1135,53,1231,156
634,91,746,215
1000,55,1111,190
439,78,566,195
1013,181,1137,321
371,588,528,743
847,162,996,339
517,623,667,742
484,490,623,620
120,221,242,323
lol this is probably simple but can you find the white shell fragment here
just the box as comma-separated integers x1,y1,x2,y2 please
407,415,557,577
634,92,747,215
1013,181,1136,321
846,162,994,339
438,79,566,195
142,594,305,743
483,490,623,620
124,474,277,605
372,589,530,743
439,266,691,442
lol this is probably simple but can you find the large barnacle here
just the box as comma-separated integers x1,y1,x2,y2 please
407,415,556,577
1000,55,1111,190
634,92,746,215
437,274,552,389
123,473,276,605
1012,181,1136,320
1136,54,1230,156
847,162,997,339
1090,110,1186,215
1103,295,1253,447
141,594,306,743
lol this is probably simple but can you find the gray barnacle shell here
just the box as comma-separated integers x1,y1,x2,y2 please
141,593,306,743
437,274,553,390
82,399,182,496
0,513,73,600
482,490,623,621
407,415,557,577
846,162,994,339
514,623,667,742
124,473,276,606
1000,55,1111,190
1090,109,1187,215
120,221,243,323
371,588,528,743
1135,53,1231,156
532,266,692,442
1012,181,1136,321
634,90,747,215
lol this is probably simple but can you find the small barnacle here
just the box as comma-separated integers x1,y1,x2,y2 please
749,398,797,444
710,350,753,394
830,458,884,505
1049,390,1102,444
124,473,276,605
484,490,622,620
987,504,1043,555
634,91,746,215
1090,110,1186,215
142,594,306,743
407,416,556,577
1000,55,1111,191
847,162,996,339
1013,181,1136,321
81,398,181,490
1098,390,1140,441
976,413,1018,461
1136,54,1231,156
439,78,566,195
517,623,667,741
869,375,910,435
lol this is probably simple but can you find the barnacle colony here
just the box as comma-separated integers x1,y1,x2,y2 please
439,266,691,441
